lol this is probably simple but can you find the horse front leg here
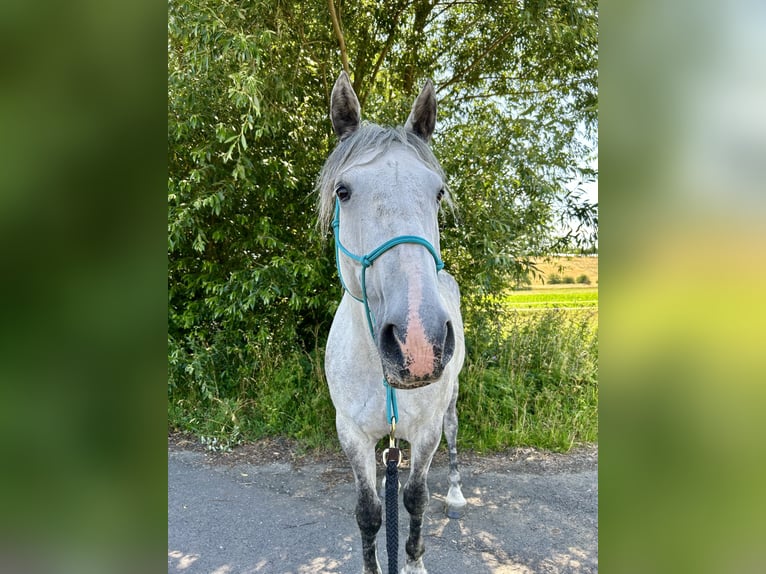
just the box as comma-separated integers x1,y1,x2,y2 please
401,425,441,574
442,380,467,518
357,480,383,574
337,418,383,574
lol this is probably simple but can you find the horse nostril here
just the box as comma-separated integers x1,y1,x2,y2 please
379,323,404,365
442,321,455,367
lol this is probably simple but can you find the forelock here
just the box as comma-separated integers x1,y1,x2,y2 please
316,124,445,234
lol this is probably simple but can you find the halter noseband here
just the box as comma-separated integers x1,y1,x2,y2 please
331,197,445,426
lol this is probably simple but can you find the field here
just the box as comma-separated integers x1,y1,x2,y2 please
502,256,598,314
528,255,598,289
502,289,598,311
454,256,599,450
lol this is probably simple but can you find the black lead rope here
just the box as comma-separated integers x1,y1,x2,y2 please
385,446,400,574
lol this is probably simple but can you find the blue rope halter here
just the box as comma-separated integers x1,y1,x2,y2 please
331,197,445,427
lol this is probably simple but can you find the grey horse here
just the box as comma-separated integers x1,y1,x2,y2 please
317,71,467,574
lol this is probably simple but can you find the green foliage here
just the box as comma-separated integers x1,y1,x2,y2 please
169,306,598,453
459,309,598,451
169,337,336,450
576,274,591,284
562,275,576,284
168,0,598,451
547,273,562,284
168,0,338,390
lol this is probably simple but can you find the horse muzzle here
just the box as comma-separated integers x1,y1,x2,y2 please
378,319,455,389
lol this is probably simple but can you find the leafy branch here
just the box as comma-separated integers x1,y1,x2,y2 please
327,0,349,75
437,27,516,95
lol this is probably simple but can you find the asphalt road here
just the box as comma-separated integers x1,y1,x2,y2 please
168,440,597,573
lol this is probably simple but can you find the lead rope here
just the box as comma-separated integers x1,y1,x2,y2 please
383,379,400,573
385,437,400,574
332,197,444,574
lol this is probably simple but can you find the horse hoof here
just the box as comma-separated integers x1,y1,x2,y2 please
445,487,466,518
445,501,466,519
401,560,427,574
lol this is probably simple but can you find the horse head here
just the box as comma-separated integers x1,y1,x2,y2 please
323,72,455,389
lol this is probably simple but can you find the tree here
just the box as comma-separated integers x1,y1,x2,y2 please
168,0,339,403
168,0,598,419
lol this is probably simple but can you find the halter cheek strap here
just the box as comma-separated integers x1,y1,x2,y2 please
331,197,445,427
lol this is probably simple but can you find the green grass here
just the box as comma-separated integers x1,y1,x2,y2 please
168,342,337,452
459,306,598,451
501,288,598,309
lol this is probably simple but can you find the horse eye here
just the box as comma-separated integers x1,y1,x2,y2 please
436,188,445,202
335,185,351,202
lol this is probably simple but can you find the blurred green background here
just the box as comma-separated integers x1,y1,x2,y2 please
0,0,166,572
600,0,766,571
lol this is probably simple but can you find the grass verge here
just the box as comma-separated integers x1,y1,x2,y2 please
169,297,598,453
459,307,598,452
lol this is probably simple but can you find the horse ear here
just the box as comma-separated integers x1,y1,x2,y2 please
405,79,436,141
330,71,361,140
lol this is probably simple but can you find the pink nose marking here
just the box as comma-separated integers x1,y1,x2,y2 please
397,314,436,377
396,272,436,378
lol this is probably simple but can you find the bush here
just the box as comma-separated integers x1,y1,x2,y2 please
547,274,562,284
169,302,600,453
576,274,591,284
168,331,336,450
460,308,598,451
562,276,575,284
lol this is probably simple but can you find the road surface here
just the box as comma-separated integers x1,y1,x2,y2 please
168,437,597,573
